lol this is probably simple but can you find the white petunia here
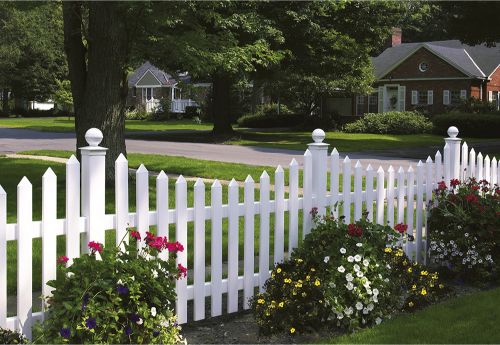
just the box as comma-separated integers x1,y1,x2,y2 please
151,307,157,317
373,288,379,295
355,302,363,310
324,256,330,263
337,313,344,320
375,317,382,325
356,271,364,278
344,307,353,316
117,279,123,285
354,255,362,262
346,282,354,290
340,248,347,254
346,273,354,282
348,256,354,262
363,259,369,267
338,265,345,273
152,270,158,278
367,303,374,311
137,318,143,325
353,264,360,272
363,308,369,315
356,243,363,247
373,296,379,303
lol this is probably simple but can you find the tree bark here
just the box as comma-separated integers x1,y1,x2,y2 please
211,71,234,137
1,89,9,114
63,2,128,181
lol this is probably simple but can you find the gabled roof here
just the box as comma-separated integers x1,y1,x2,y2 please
373,40,500,79
127,61,177,87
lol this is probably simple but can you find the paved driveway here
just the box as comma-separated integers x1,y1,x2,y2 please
0,127,431,171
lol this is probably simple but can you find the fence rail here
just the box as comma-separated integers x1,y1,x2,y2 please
0,126,499,338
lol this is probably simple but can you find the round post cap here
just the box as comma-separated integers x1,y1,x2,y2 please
312,128,326,143
85,128,103,146
447,126,459,138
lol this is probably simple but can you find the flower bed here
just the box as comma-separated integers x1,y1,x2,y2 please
34,230,186,344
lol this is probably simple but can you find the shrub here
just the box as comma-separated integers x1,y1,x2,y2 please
125,105,149,120
184,106,201,118
35,230,186,344
252,213,444,335
237,112,303,128
344,111,433,134
0,328,27,344
450,97,499,114
428,178,500,282
432,113,500,138
12,108,56,118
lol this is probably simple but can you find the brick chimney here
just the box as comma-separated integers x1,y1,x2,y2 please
390,27,402,47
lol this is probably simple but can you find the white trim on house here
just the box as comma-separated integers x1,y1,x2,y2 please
378,77,475,82
488,64,500,78
135,69,163,87
463,49,486,77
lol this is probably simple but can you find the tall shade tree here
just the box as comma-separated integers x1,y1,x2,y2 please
0,2,66,113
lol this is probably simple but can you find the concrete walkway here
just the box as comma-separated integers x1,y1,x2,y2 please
0,127,452,171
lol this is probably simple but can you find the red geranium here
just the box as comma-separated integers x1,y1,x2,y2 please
177,263,187,278
130,231,141,241
347,223,363,237
437,181,447,191
310,207,318,217
394,223,408,234
148,236,165,251
57,255,69,265
465,193,479,204
450,179,460,187
88,241,103,254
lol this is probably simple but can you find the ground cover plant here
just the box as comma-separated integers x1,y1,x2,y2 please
428,178,500,283
34,231,185,344
251,212,445,335
343,111,433,135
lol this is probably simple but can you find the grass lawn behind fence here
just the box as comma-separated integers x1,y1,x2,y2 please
321,287,500,344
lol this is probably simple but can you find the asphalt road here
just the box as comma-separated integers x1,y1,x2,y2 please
0,127,436,171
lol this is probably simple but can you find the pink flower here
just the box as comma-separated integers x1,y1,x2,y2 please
177,263,187,278
88,241,103,254
394,223,408,234
148,236,165,251
347,224,363,237
437,181,447,191
57,255,69,265
166,241,184,253
450,179,460,188
130,231,141,241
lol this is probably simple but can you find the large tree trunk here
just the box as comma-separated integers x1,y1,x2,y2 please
1,89,9,114
63,2,128,181
211,71,234,137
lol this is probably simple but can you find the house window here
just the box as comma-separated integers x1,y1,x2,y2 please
132,87,137,97
419,62,429,72
146,87,152,100
356,95,365,116
450,90,461,104
418,91,428,104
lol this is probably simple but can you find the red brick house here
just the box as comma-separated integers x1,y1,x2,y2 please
327,31,500,118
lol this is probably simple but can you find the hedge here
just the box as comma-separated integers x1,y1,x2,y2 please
344,111,433,134
432,113,500,138
237,112,303,128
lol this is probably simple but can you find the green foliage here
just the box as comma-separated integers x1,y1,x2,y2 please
344,111,433,134
432,113,500,138
35,231,185,344
0,328,27,344
428,178,500,283
237,103,299,128
252,214,444,335
125,105,149,121
449,97,499,114
53,80,73,112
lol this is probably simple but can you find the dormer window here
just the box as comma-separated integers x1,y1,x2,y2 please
419,62,429,72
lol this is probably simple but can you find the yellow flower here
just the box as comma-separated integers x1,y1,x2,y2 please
384,247,392,253
319,300,323,304
420,270,428,276
306,275,311,281
421,288,427,296
257,299,265,304
278,302,284,308
396,249,404,257
301,292,307,297
310,268,316,272
432,273,439,280
290,328,296,334
439,284,444,289
403,260,408,266
314,279,321,286
297,259,303,263
276,268,282,273
412,284,417,290
298,279,303,284
430,282,434,288
284,278,292,284
265,311,270,316
408,301,414,307
407,267,412,273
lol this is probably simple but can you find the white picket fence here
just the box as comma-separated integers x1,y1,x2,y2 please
0,126,498,339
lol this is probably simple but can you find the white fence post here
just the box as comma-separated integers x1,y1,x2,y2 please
354,161,363,221
330,149,340,218
343,156,352,224
477,152,484,181
365,165,374,222
193,178,205,321
156,171,169,260
227,179,239,314
302,150,312,237
210,180,223,316
136,165,149,244
0,186,6,328
444,126,461,181
274,167,284,264
308,129,329,216
259,172,270,292
80,128,107,248
244,175,255,309
175,175,188,323
288,160,299,252
65,155,80,263
461,142,468,180
492,157,498,186
42,168,57,310
115,154,129,248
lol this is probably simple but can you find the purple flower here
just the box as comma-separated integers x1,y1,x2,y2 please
129,313,140,322
60,328,70,339
85,317,96,329
81,293,89,311
125,326,132,336
117,284,129,295
153,330,160,337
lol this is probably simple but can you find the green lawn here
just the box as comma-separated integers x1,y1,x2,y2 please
322,287,500,344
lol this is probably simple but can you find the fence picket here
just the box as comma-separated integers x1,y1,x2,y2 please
469,148,476,179
259,172,270,292
376,167,385,225
444,143,450,183
343,156,352,224
136,164,149,242
435,150,442,183
387,166,395,227
227,179,239,313
274,167,285,264
288,160,299,252
65,155,80,263
244,175,255,309
416,161,424,263
461,142,468,180
42,168,57,309
397,167,405,224
211,180,223,316
115,154,129,248
477,152,483,181
406,166,415,257
484,155,491,182
354,161,363,221
425,156,433,204
156,171,169,261
302,150,312,237
0,186,6,328
330,148,340,217
17,177,32,339
193,179,205,321
365,165,374,222
492,157,498,186
175,175,188,324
